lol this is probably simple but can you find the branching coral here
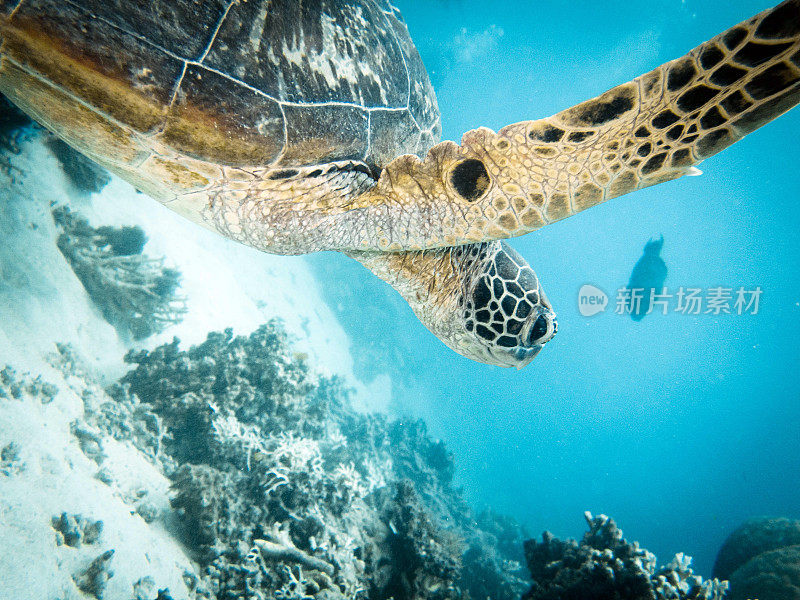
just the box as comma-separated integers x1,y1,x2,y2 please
39,316,728,600
112,324,499,600
253,523,335,576
64,321,723,600
99,324,670,600
522,512,728,600
52,206,186,340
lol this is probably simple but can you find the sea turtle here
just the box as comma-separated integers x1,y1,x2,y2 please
0,1,798,368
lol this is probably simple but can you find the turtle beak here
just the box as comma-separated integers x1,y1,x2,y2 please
513,345,542,370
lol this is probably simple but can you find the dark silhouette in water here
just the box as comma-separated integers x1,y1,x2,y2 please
627,236,668,321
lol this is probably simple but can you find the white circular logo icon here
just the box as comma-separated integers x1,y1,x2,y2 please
578,284,608,316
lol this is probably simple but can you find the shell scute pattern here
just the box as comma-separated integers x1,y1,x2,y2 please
2,0,439,190
67,0,230,59
6,0,182,133
159,64,285,166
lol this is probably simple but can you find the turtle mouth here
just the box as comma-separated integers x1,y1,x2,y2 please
482,344,542,369
474,309,558,369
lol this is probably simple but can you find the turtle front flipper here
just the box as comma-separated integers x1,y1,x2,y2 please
486,0,800,227
321,0,800,251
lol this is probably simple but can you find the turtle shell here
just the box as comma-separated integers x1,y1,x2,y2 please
0,0,440,188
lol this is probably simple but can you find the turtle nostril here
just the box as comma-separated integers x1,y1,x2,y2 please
529,315,549,344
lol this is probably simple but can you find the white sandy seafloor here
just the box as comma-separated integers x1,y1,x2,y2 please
0,136,391,599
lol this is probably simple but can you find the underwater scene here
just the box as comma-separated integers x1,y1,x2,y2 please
0,0,799,598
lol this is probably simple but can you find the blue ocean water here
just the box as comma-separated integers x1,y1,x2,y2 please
307,0,800,575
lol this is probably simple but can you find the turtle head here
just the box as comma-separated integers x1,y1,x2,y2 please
458,242,557,368
350,241,556,368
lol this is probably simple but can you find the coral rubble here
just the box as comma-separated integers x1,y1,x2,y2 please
522,512,728,600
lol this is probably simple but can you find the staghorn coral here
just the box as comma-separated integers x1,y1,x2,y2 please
522,512,728,600
253,523,335,575
52,206,186,340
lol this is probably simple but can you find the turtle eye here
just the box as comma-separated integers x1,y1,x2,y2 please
450,159,491,202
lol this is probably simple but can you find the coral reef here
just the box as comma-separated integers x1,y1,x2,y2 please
714,517,800,600
727,545,800,600
376,480,463,600
713,516,800,580
52,206,187,340
7,319,729,599
45,136,111,194
462,510,529,600
78,322,527,600
522,512,728,600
